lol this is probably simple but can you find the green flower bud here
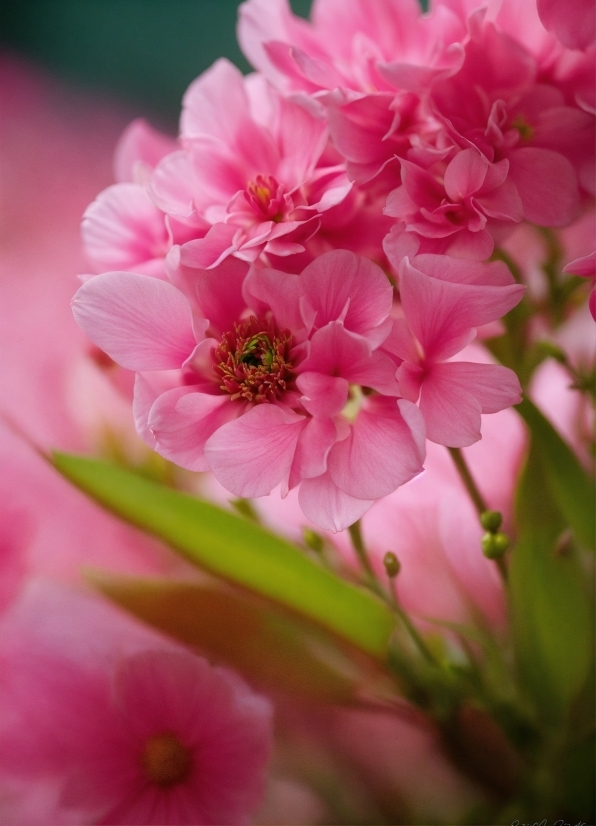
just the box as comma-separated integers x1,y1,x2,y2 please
481,532,509,559
480,510,503,533
383,551,401,578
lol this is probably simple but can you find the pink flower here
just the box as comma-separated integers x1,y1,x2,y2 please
72,250,425,531
383,254,525,446
0,586,273,826
563,251,596,319
429,16,589,223
237,0,466,97
147,60,352,271
384,148,524,260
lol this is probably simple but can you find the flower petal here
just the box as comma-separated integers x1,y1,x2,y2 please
204,404,306,497
299,473,374,532
72,272,197,371
328,399,425,500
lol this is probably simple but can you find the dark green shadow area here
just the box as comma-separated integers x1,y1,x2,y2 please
0,0,312,127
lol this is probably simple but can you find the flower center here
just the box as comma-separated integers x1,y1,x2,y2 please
142,733,192,787
214,316,294,403
246,174,284,221
511,114,534,141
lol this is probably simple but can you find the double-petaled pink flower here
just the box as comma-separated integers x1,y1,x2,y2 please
72,250,426,531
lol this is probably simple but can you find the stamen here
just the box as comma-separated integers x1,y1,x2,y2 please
142,733,192,787
214,316,294,403
246,174,285,221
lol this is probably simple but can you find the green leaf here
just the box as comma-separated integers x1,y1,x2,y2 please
51,452,394,658
516,398,594,550
510,444,594,721
88,572,361,703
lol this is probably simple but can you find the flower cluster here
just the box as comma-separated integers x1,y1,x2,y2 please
73,0,594,530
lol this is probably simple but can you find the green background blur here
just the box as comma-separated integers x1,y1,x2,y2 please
0,1,312,128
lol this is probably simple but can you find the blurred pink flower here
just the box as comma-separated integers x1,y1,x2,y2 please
563,250,596,319
0,584,273,826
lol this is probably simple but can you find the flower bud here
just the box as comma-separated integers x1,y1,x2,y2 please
383,551,401,578
480,510,502,533
481,532,509,559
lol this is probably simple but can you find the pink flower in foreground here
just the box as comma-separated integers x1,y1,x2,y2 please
384,148,523,261
564,251,596,319
383,254,525,446
72,250,425,531
0,589,273,825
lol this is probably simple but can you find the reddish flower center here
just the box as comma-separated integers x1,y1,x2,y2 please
510,114,534,141
214,315,294,403
246,174,285,221
142,733,192,787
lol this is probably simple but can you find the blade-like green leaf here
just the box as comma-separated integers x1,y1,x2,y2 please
516,398,594,550
89,572,360,703
510,445,594,721
51,452,394,658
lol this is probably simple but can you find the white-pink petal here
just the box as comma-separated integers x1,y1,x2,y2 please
298,473,374,533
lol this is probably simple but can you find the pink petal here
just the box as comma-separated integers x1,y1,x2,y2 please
410,254,516,286
291,417,338,480
275,96,328,185
443,149,489,201
204,404,306,497
537,0,595,50
242,266,305,332
195,258,249,334
399,258,525,361
148,151,204,220
474,179,523,222
113,119,177,184
328,399,425,500
300,322,398,394
419,361,522,447
297,371,349,417
72,272,197,371
300,250,393,339
149,389,233,472
133,372,180,449
82,184,168,274
443,228,495,261
563,250,596,277
179,225,239,270
181,59,250,143
508,148,579,227
298,473,374,532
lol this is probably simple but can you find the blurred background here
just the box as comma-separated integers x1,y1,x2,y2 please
0,0,312,129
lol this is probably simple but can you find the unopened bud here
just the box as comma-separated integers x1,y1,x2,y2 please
480,510,502,533
482,532,509,559
303,528,324,553
383,551,401,578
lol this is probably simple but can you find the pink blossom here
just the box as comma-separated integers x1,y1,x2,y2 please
72,250,425,531
563,251,596,319
383,254,525,446
430,16,590,223
146,60,352,271
384,148,524,260
238,0,466,97
0,585,273,825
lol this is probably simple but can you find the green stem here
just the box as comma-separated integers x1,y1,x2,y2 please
388,578,440,667
348,520,383,595
448,447,488,516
